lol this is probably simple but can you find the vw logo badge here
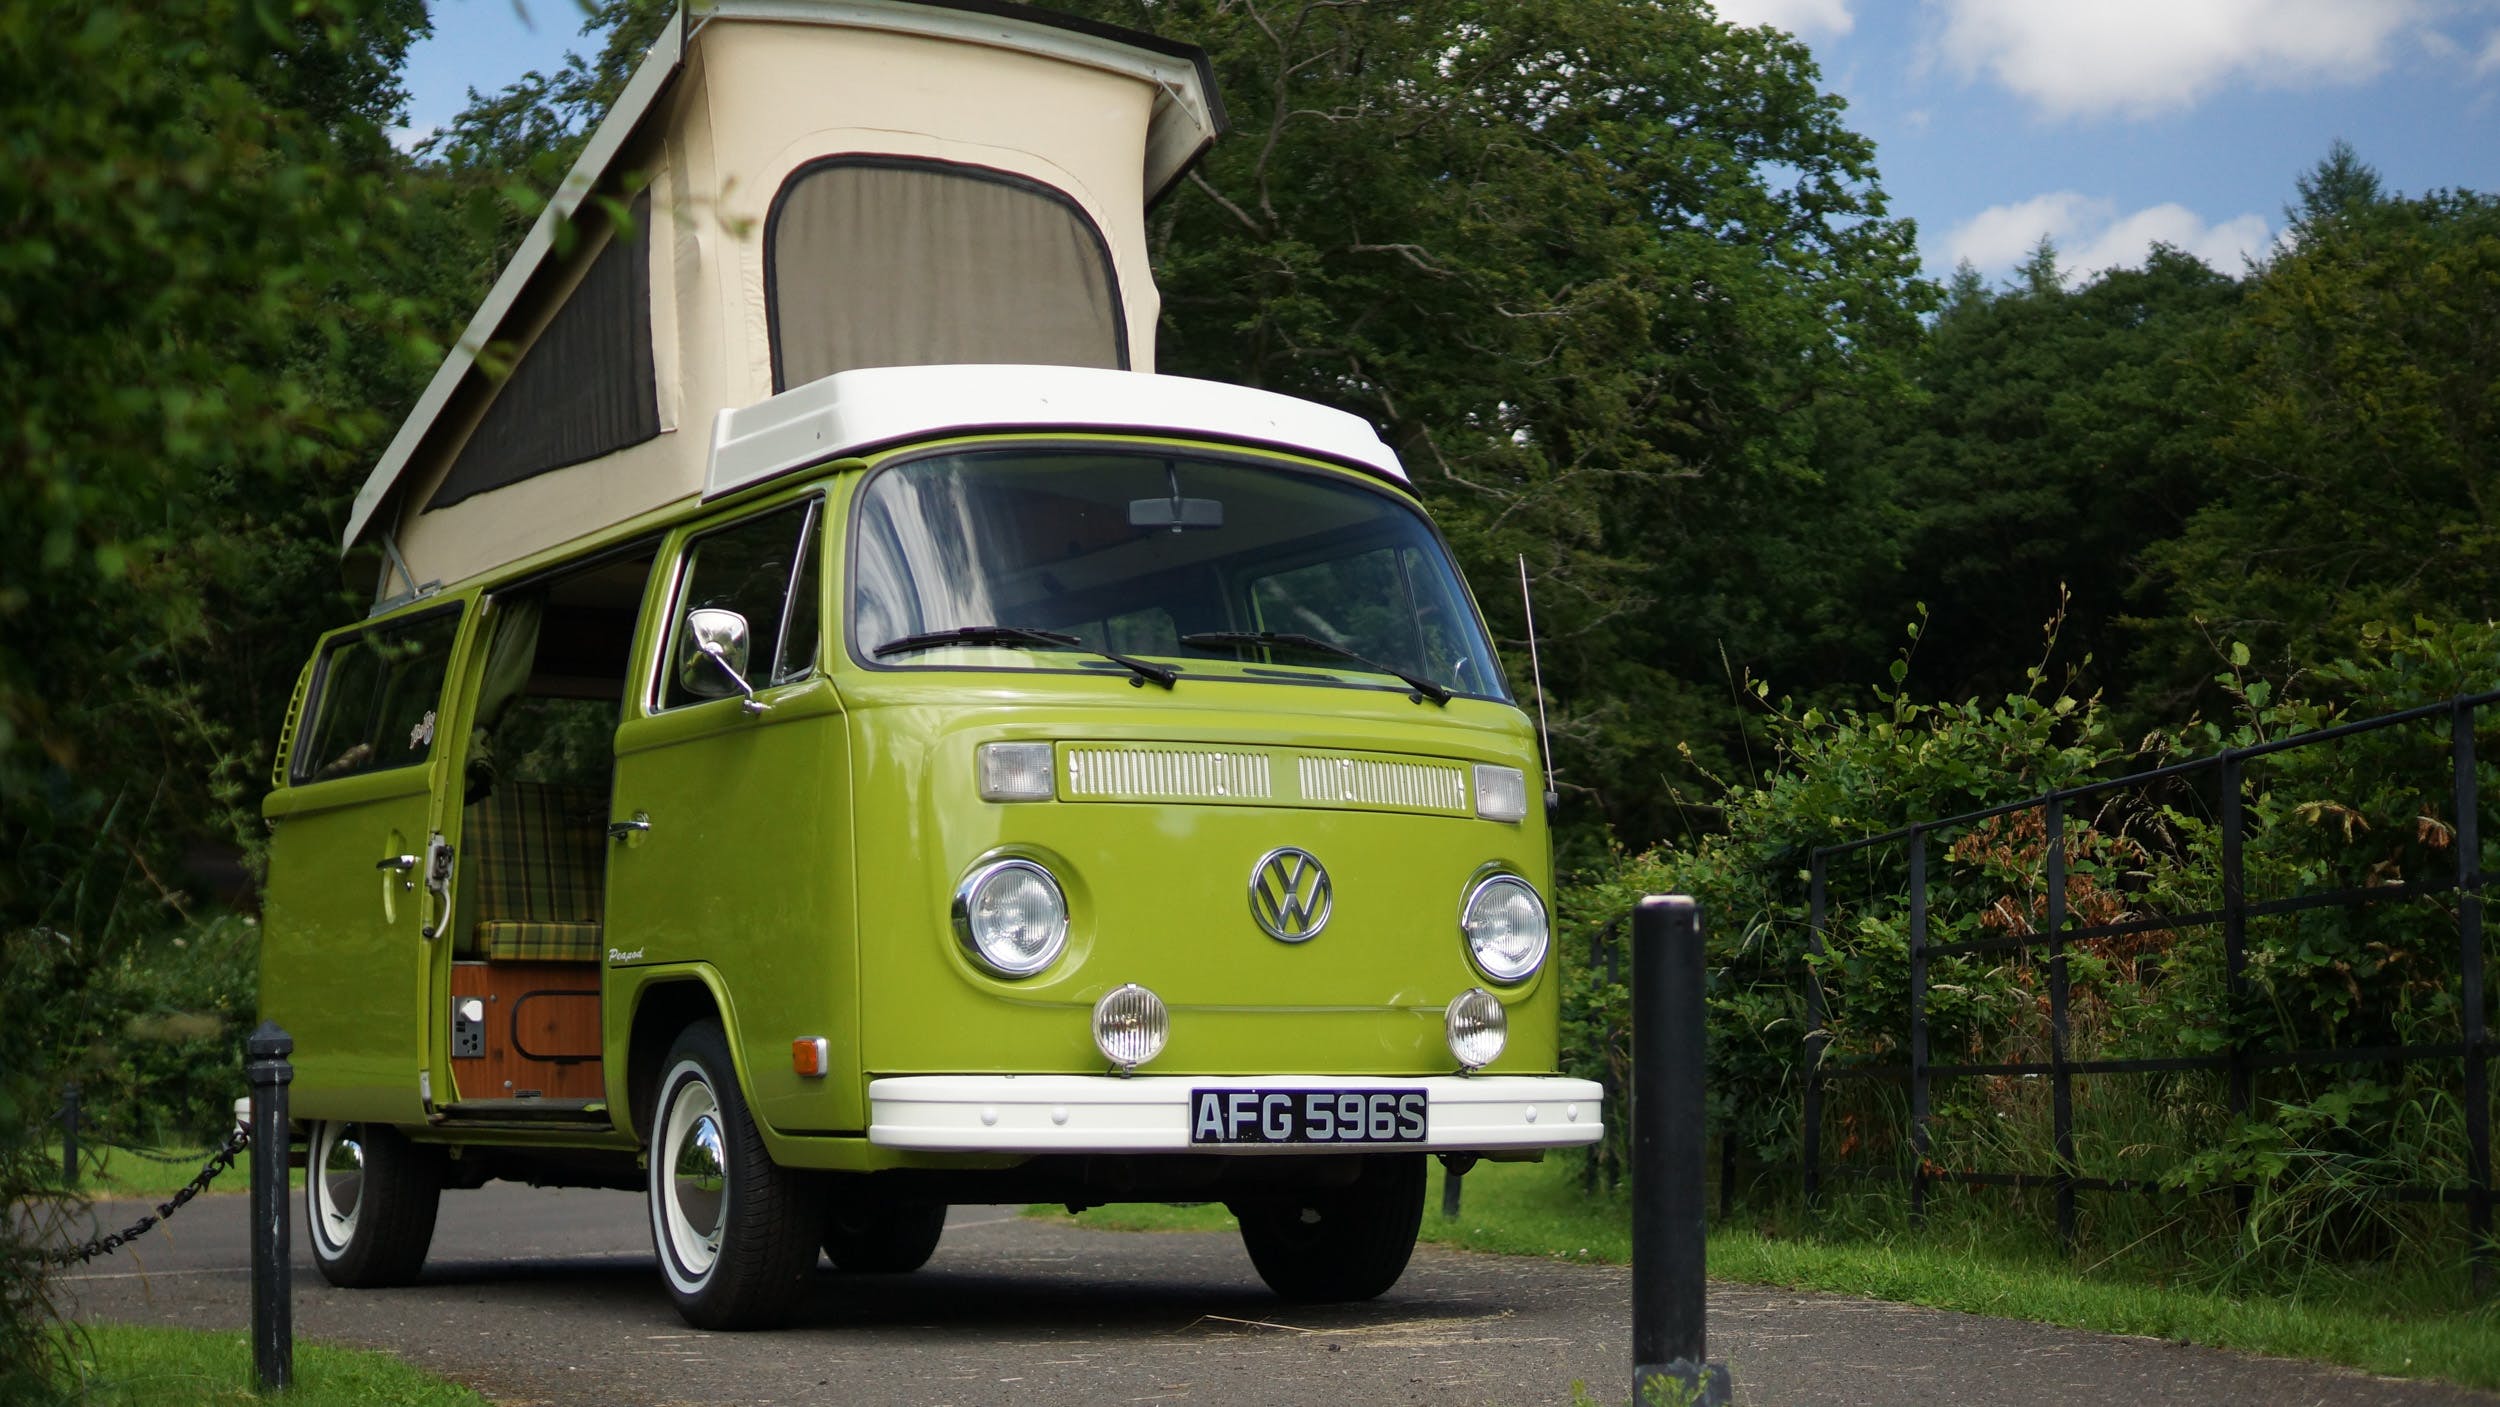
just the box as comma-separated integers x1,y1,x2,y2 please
1249,847,1333,943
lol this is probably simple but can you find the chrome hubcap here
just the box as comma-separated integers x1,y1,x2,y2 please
659,1076,727,1277
673,1114,726,1242
316,1125,364,1249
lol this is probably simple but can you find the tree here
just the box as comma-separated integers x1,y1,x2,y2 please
0,2,458,925
2133,156,2500,697
1853,242,2242,709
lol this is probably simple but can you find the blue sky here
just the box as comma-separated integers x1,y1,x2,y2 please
397,0,2500,285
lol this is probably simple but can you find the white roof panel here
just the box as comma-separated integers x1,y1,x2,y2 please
707,364,1407,492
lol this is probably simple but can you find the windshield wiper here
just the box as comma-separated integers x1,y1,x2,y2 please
873,624,1177,689
1181,631,1450,705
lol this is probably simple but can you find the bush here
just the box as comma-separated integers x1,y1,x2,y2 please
1559,617,2500,1295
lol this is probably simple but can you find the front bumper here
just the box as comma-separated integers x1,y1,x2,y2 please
867,1074,1603,1154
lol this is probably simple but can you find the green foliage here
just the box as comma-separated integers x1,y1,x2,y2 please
0,931,81,1403
1561,614,2127,1184
1862,245,2242,710
0,3,453,1391
1563,618,2500,1291
2132,177,2500,701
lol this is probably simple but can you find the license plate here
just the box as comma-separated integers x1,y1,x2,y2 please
1188,1088,1427,1146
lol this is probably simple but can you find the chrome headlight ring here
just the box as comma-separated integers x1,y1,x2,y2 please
952,858,1070,978
1459,872,1550,984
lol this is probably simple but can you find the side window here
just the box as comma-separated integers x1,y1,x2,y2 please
291,608,464,784
662,501,823,711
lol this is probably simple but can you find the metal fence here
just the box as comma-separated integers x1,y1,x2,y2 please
1804,689,2499,1289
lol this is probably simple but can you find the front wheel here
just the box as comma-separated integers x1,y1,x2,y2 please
1233,1154,1425,1303
305,1121,442,1288
647,1021,823,1328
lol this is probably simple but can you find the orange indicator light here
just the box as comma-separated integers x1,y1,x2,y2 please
792,1036,828,1077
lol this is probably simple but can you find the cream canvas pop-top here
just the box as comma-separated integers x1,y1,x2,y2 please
345,0,1223,597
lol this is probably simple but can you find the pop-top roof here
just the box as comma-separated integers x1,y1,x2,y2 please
343,0,1226,585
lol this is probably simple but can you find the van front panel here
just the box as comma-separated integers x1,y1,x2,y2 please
842,676,1553,1090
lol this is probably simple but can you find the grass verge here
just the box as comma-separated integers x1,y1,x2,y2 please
55,1323,486,1406
39,1141,297,1198
1033,1155,2500,1391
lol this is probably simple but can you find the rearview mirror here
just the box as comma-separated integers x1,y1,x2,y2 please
1128,496,1224,531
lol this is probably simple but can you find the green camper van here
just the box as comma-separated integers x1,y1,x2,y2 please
258,0,1600,1330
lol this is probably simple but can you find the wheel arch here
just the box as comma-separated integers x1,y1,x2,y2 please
622,966,742,1143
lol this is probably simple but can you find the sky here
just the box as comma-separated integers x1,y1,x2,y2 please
397,0,2500,286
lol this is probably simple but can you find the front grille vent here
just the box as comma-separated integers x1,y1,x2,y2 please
1296,756,1469,813
1064,748,1274,801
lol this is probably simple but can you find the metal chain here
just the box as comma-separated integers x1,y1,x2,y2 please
44,1123,253,1266
85,1135,230,1167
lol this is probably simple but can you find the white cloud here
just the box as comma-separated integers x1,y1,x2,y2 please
1944,192,2274,281
2478,27,2500,74
1934,0,2426,118
1707,0,1854,38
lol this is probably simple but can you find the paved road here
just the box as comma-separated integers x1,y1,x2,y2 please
58,1184,2500,1406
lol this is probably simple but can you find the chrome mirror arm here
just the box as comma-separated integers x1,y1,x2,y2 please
699,640,770,714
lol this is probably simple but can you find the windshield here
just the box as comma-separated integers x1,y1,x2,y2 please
849,449,1510,700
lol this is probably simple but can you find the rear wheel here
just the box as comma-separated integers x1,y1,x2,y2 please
305,1121,443,1288
1233,1154,1425,1303
647,1020,822,1328
822,1198,947,1273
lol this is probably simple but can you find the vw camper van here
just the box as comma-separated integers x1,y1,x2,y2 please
259,0,1601,1330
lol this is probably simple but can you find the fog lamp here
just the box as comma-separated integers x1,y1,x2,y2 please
1445,988,1508,1071
1092,983,1169,1071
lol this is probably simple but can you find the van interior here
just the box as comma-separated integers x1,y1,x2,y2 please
443,546,657,1117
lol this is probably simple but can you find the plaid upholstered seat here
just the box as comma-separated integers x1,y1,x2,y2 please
468,781,607,962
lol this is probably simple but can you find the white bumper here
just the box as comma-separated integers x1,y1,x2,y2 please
866,1074,1604,1154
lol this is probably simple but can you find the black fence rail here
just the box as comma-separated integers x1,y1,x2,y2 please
1804,688,2500,1291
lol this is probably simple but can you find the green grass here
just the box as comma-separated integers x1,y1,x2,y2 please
1035,1156,2500,1392
40,1141,298,1198
53,1324,486,1406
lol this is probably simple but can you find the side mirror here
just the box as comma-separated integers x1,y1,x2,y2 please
678,607,769,714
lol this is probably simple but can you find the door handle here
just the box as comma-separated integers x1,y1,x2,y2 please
419,832,453,942
376,854,419,872
607,818,652,842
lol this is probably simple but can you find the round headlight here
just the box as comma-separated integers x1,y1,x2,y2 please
1461,874,1549,983
953,859,1069,977
1092,983,1169,1070
1445,988,1508,1070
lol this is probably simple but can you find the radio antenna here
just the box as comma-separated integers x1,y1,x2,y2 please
1518,554,1558,812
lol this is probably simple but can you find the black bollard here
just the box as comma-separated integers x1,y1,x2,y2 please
60,1083,79,1188
246,1022,294,1395
1631,895,1731,1406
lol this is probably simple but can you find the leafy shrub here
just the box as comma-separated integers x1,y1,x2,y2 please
1560,617,2500,1293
